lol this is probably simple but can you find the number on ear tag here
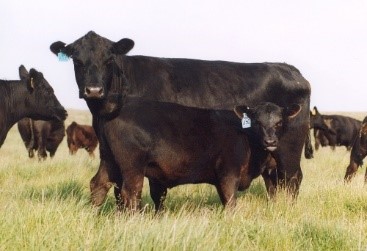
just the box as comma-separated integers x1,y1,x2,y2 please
242,113,251,128
58,52,69,62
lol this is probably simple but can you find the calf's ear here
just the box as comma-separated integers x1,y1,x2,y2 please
234,105,251,119
19,65,29,80
112,38,135,55
27,69,41,92
285,104,302,118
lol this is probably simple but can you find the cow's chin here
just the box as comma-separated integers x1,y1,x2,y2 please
266,146,277,152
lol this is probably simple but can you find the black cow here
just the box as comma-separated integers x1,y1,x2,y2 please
344,116,367,183
89,99,301,210
50,31,312,201
0,65,67,148
310,106,361,150
17,118,65,160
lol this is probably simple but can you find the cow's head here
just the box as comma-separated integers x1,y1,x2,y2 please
310,106,328,130
50,31,134,101
234,102,302,152
19,65,67,121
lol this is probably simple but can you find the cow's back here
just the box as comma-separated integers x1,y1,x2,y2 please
124,56,310,110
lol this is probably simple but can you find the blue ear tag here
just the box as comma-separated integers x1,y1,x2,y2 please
242,113,251,128
58,52,69,62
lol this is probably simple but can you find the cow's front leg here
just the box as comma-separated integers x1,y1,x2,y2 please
344,160,360,183
90,158,121,207
149,178,167,212
273,127,306,198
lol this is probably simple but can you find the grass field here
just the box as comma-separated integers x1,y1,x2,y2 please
1,110,367,250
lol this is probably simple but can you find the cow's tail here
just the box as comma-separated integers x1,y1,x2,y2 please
304,128,314,159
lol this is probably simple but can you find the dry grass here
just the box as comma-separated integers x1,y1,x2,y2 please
0,110,367,250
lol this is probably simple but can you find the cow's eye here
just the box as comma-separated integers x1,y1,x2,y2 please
276,121,283,127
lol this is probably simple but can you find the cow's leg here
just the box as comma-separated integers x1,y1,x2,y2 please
273,125,307,198
344,161,359,183
37,133,47,161
215,175,238,208
90,158,121,207
314,129,320,151
28,149,34,158
120,170,144,212
261,169,277,199
149,178,167,212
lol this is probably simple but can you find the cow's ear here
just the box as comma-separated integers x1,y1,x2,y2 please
311,106,319,116
234,105,251,119
285,104,302,118
19,65,29,81
50,41,67,55
112,38,135,55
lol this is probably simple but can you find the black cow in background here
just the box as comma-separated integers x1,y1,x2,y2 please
17,118,65,160
0,65,67,148
344,116,367,183
310,106,361,151
50,31,312,202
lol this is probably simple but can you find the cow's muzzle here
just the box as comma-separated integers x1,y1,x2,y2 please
84,86,104,99
264,139,278,152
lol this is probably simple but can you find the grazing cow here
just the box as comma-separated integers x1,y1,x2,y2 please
66,121,98,157
89,99,301,210
17,118,65,160
310,106,361,150
50,31,311,202
344,116,367,183
0,65,67,148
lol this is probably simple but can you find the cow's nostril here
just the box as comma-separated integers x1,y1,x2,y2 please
264,139,277,146
85,87,104,98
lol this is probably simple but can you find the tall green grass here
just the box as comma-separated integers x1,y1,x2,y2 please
0,110,367,250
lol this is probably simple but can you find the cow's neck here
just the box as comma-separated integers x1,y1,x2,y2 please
0,81,32,146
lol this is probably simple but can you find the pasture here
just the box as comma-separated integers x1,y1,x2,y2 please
1,110,367,250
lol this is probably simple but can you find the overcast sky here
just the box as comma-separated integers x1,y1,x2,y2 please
1,0,366,112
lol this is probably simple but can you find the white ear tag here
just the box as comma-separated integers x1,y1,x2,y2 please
242,113,251,128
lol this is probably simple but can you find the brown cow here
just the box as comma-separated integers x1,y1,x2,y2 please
66,121,98,157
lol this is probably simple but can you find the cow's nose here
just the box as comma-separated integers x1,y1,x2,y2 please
84,86,104,98
264,139,277,151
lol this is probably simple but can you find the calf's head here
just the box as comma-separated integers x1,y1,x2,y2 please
50,31,134,100
234,102,301,152
19,65,67,121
